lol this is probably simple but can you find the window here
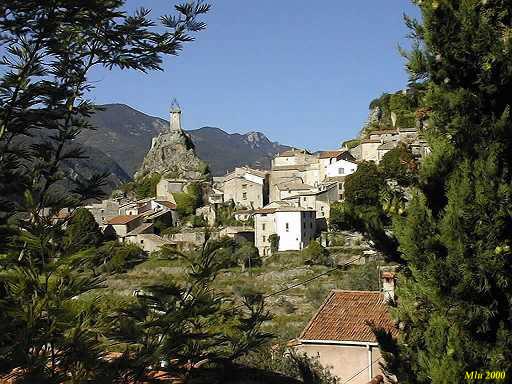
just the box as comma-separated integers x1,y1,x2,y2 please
262,223,266,231
242,184,247,190
263,235,266,242
242,192,247,200
303,197,307,202
140,240,144,244
285,223,289,232
338,168,344,175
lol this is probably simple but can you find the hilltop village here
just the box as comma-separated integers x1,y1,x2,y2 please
61,101,431,383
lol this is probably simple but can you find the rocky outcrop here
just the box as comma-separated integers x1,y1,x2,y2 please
134,102,208,180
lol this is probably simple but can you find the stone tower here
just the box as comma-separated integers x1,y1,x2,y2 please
170,98,182,132
135,100,209,180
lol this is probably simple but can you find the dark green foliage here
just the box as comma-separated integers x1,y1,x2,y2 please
0,0,210,380
374,2,512,383
302,241,332,266
344,161,384,206
379,143,417,186
209,237,261,271
107,237,273,382
269,234,280,253
366,88,423,132
63,208,103,255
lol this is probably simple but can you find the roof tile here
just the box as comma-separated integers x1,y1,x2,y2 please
300,290,397,343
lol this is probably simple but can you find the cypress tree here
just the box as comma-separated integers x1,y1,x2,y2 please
375,1,512,382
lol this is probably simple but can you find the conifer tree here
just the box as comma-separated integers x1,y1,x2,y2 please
375,1,512,382
0,1,210,380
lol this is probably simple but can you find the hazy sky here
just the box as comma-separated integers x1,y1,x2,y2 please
89,1,420,151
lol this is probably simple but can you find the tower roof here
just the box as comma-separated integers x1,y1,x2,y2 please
170,98,181,113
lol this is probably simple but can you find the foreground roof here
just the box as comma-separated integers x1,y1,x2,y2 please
300,290,397,343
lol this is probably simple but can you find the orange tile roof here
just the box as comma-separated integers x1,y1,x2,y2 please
300,290,397,343
318,150,345,159
107,214,140,225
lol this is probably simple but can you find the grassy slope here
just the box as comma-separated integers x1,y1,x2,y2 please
95,248,383,343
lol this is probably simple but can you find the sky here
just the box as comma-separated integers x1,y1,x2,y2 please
89,0,420,151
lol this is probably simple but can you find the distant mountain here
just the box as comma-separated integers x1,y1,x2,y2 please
188,127,290,175
78,104,290,177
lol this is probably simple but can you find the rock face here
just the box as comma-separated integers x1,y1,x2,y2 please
135,101,207,180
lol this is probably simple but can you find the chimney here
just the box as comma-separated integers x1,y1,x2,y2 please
381,268,397,302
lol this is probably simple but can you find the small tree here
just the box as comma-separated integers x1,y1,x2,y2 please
63,208,104,255
269,234,280,254
303,240,331,266
344,161,384,207
379,143,417,186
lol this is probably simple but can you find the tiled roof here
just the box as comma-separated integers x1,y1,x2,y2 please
278,148,311,157
318,150,345,159
300,290,397,343
107,215,140,225
360,139,382,144
125,222,154,236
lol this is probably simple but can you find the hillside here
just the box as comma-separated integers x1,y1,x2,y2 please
188,127,290,175
79,104,291,177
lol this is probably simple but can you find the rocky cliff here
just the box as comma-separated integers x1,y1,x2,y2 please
134,102,208,180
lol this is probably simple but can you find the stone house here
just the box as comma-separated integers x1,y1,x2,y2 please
156,178,187,200
376,141,397,163
164,228,208,251
272,148,316,167
218,226,255,243
360,139,382,163
104,214,144,240
125,233,176,253
270,149,320,202
325,158,358,178
282,183,338,231
318,150,355,181
253,205,316,256
295,287,397,384
84,199,121,227
275,181,315,201
222,167,269,209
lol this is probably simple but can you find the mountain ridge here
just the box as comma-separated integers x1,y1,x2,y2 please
78,104,291,177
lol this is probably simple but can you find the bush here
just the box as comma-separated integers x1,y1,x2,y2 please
379,142,417,186
344,161,383,207
303,241,332,266
269,234,279,253
173,182,203,217
63,208,103,255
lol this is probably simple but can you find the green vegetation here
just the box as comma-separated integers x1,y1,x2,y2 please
379,143,417,186
341,138,360,149
121,172,161,199
173,182,203,217
302,240,332,267
365,87,424,134
63,208,104,255
269,233,280,253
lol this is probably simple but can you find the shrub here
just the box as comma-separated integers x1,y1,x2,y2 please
302,240,332,266
269,234,280,253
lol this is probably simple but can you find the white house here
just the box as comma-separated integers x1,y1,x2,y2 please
325,158,358,178
254,205,316,256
